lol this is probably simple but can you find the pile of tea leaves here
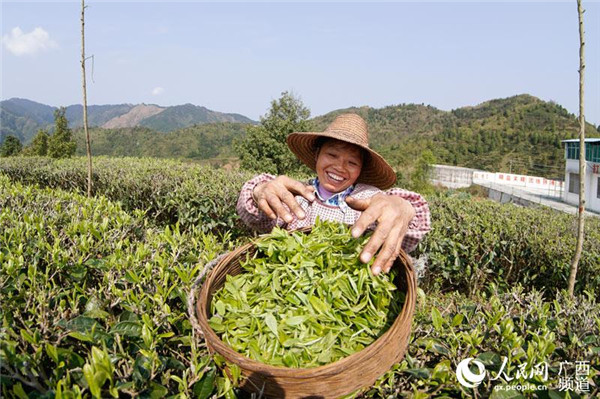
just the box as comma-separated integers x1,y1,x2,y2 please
208,219,404,368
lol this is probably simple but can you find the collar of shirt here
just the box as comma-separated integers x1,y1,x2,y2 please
311,178,355,212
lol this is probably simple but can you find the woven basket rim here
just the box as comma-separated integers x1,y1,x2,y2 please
196,228,416,378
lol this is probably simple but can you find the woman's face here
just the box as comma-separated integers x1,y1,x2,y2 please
315,139,363,193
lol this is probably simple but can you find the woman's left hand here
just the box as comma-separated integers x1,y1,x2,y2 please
345,194,416,275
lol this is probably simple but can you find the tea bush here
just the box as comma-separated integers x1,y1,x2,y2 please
2,156,599,298
1,177,598,398
0,176,234,398
369,285,600,398
417,194,600,296
0,156,255,237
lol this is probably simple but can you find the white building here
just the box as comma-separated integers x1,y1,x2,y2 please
562,138,600,213
431,164,564,198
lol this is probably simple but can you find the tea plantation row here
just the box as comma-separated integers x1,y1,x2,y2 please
1,176,598,398
0,156,255,237
1,156,599,296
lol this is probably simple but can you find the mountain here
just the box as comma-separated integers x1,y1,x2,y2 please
4,95,600,178
139,103,253,131
73,123,247,160
309,94,599,178
0,98,255,144
0,98,56,144
66,103,136,128
101,105,165,129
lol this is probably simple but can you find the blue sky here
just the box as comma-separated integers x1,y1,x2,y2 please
2,1,600,125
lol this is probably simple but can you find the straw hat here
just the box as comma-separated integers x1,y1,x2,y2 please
286,113,397,189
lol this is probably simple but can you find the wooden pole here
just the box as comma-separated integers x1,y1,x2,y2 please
81,0,93,197
568,0,586,297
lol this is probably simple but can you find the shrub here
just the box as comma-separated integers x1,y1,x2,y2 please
2,156,599,297
0,156,256,238
417,193,600,296
0,177,597,398
371,285,600,398
0,176,233,398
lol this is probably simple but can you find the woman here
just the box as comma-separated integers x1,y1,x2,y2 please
237,113,431,275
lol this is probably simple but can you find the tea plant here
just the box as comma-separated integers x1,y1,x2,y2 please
1,157,599,398
0,156,256,237
0,176,233,398
418,193,600,296
379,285,600,398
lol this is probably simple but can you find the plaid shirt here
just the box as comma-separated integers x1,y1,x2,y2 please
310,178,355,212
237,173,431,253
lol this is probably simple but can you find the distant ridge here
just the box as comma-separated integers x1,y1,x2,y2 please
0,98,255,144
4,94,600,179
102,104,165,128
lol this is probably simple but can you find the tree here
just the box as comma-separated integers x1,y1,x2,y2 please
569,0,586,297
48,107,77,159
0,135,22,157
410,149,436,194
26,129,49,156
235,91,312,175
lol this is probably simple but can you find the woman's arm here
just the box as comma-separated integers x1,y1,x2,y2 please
237,174,316,233
236,173,280,233
346,187,431,275
384,188,431,253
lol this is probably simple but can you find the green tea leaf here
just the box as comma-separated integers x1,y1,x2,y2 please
284,315,308,326
193,369,216,399
264,313,278,336
111,321,142,338
431,308,443,330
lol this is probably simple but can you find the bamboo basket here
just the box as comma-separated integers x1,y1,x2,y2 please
195,230,417,399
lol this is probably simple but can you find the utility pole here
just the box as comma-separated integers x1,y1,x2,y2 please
81,0,93,197
568,0,586,297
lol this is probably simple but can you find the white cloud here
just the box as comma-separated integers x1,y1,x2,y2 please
2,27,58,56
152,87,164,96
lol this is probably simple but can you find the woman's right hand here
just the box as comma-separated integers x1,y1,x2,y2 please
252,176,316,223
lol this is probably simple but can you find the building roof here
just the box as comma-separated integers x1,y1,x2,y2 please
562,138,600,143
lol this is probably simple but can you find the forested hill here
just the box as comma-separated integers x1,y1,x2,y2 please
311,94,599,179
73,123,245,161
0,98,255,145
7,94,600,178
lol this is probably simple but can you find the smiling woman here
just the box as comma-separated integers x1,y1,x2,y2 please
315,138,363,193
237,113,431,275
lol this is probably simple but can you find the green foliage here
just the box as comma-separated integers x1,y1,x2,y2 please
0,135,22,157
73,123,248,161
48,107,77,159
2,156,599,297
417,192,600,296
209,221,402,368
0,156,256,237
0,176,232,398
0,158,598,397
235,91,312,175
23,129,49,156
408,149,437,195
382,285,600,397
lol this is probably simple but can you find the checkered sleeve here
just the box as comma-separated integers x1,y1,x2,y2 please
236,173,284,233
385,188,431,253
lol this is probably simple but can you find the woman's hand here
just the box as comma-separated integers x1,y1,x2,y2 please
345,194,416,275
253,176,316,223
